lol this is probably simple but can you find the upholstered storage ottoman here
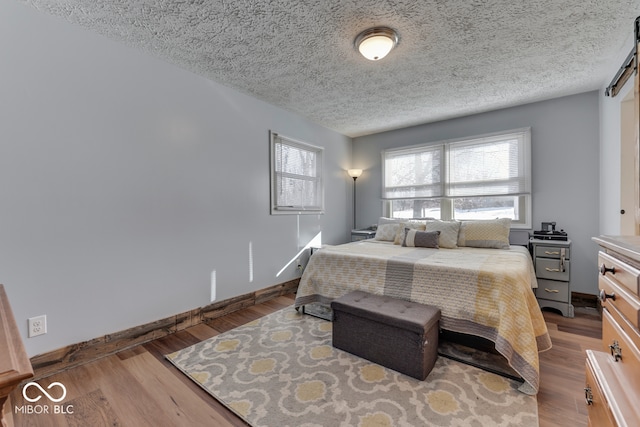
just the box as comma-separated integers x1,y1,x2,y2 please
331,291,441,380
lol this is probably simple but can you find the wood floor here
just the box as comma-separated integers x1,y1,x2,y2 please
7,294,602,427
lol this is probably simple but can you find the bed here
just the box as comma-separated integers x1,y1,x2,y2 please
294,237,552,395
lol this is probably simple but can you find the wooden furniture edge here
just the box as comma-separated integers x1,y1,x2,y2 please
28,278,299,381
0,284,34,427
593,235,640,267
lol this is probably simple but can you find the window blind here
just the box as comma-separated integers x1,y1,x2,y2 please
383,128,530,200
382,144,443,200
271,132,324,214
447,132,529,197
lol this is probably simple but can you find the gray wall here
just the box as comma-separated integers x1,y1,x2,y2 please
0,2,352,356
353,92,601,295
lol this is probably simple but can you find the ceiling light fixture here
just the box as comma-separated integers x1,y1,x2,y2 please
355,27,398,61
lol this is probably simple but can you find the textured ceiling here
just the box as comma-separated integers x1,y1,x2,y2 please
21,0,640,137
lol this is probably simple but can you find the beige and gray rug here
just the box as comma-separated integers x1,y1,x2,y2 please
166,307,538,427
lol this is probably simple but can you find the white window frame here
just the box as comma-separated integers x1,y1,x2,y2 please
382,128,532,228
270,131,324,215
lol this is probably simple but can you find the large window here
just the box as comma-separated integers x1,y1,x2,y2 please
383,128,531,227
270,132,324,215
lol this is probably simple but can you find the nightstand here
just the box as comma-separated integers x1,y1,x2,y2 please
530,238,574,317
351,228,376,241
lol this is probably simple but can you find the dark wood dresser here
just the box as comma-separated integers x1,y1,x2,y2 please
588,236,640,426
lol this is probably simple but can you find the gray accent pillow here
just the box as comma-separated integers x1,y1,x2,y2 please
393,221,426,244
402,229,440,248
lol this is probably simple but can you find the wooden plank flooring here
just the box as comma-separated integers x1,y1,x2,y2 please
7,295,602,427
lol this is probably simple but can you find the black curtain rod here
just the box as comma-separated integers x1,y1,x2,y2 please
604,16,640,97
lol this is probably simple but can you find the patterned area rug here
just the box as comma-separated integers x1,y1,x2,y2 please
166,307,538,427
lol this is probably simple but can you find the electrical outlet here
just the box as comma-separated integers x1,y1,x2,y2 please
28,315,47,338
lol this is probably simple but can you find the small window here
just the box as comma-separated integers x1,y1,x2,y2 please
270,132,324,215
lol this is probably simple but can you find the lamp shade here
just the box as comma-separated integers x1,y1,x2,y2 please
355,27,398,61
348,169,363,178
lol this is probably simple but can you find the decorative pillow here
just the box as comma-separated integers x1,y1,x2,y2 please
457,218,512,249
425,220,461,249
374,223,400,241
377,216,401,225
393,221,426,244
402,229,440,248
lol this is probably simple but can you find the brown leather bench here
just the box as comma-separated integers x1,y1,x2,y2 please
331,290,441,380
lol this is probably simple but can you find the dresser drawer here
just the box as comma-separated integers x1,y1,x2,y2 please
585,349,640,427
535,279,569,302
599,251,640,296
535,258,570,281
605,303,640,360
535,245,570,259
601,309,640,396
599,273,640,330
585,352,616,427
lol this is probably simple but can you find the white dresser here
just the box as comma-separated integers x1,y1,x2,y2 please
587,236,640,426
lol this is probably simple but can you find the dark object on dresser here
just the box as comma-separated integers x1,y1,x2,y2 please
532,221,568,241
331,291,441,381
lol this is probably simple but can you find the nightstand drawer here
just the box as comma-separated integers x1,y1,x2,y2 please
351,234,372,241
536,279,569,302
535,258,570,281
351,228,376,242
535,245,570,259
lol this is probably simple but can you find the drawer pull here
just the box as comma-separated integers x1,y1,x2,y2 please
598,289,616,302
584,386,593,405
544,288,559,293
599,263,616,275
609,340,622,362
543,248,566,272
544,251,560,255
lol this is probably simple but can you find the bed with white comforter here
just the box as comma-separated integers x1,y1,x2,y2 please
294,239,551,394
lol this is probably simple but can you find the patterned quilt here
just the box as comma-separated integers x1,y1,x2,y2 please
294,240,552,394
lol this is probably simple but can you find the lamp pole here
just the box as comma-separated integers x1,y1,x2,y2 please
352,176,357,229
347,169,362,230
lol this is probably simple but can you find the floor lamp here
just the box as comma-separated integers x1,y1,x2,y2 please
347,169,363,229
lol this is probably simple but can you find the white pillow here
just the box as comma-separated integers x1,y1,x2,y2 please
458,218,512,249
374,217,430,243
394,221,426,244
425,220,461,249
375,223,400,241
377,217,401,225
